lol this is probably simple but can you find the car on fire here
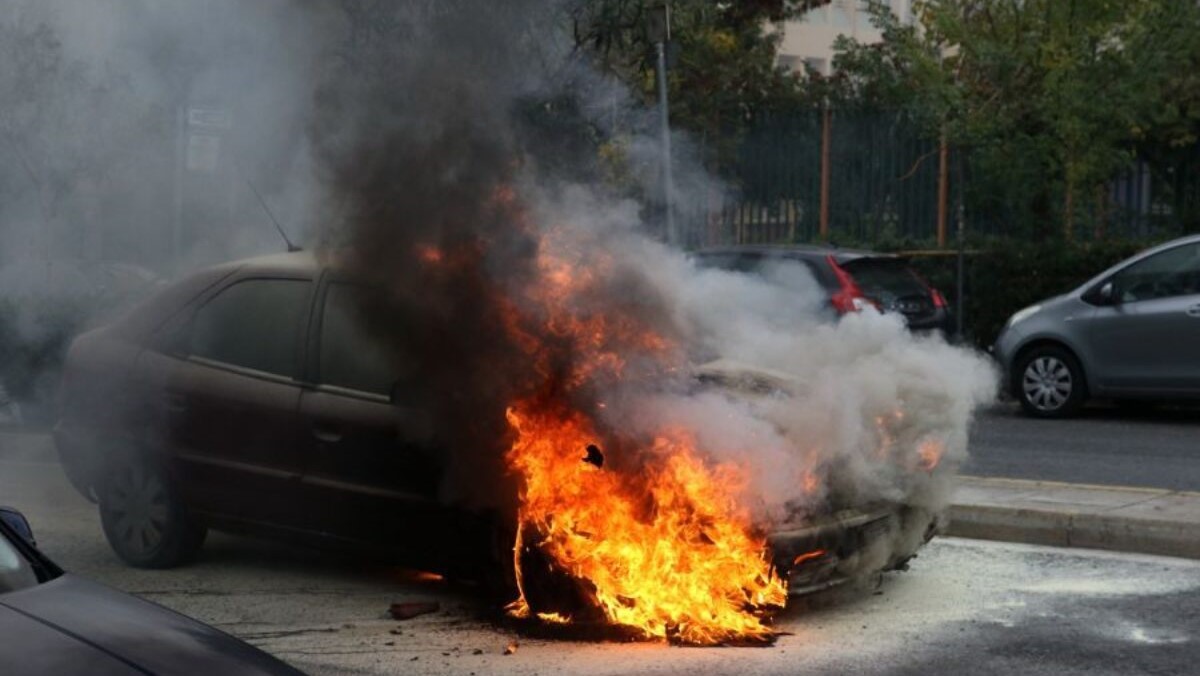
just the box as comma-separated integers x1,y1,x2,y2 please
0,505,301,674
692,245,953,334
54,251,940,594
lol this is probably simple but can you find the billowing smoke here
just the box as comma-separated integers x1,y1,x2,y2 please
308,0,997,586
3,0,997,592
0,0,331,420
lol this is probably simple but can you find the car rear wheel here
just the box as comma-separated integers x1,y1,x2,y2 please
99,454,206,568
1014,346,1086,418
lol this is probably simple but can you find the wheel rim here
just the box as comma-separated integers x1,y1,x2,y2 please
105,463,169,556
1022,356,1073,412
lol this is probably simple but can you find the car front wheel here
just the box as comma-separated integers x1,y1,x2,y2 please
1014,346,1086,418
98,453,206,568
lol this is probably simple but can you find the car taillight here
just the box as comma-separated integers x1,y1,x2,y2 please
909,266,948,310
827,255,878,314
931,289,947,308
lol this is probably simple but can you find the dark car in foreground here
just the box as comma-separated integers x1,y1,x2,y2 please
993,234,1200,417
54,252,936,592
0,506,300,675
692,245,952,333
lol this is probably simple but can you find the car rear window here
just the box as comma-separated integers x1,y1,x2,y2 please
189,278,312,377
841,259,928,299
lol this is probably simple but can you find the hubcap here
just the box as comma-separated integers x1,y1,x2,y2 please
1022,356,1073,411
105,463,169,555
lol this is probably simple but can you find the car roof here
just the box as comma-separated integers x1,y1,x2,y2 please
219,250,320,276
691,244,895,264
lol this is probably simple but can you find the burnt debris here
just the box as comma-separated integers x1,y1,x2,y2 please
583,444,604,468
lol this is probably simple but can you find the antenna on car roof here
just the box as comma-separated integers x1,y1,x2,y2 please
246,180,302,253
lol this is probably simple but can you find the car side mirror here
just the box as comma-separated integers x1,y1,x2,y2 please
0,507,35,547
1098,281,1117,305
1086,280,1117,306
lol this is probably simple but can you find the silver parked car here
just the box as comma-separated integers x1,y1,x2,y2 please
993,234,1200,417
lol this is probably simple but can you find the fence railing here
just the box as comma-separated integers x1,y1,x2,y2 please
680,109,1200,249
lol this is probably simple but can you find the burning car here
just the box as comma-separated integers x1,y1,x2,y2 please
55,249,962,645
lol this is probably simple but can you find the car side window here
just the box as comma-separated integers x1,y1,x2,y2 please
319,283,400,396
189,279,312,377
1113,243,1200,303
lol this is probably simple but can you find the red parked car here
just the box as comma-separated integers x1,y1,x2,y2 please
692,245,952,333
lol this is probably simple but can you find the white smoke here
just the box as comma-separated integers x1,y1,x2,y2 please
526,187,997,546
3,0,1000,580
0,0,332,419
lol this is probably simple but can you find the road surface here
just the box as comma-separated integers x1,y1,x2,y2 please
966,403,1200,491
3,455,1198,675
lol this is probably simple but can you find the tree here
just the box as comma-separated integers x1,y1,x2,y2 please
570,1,830,174
830,0,1200,239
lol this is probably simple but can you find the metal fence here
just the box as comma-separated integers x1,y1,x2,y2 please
680,109,1200,249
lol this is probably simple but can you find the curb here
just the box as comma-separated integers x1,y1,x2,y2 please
947,476,1200,560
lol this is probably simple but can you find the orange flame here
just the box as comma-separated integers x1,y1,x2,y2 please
917,439,944,472
416,243,444,265
791,549,827,567
494,211,786,644
505,403,786,644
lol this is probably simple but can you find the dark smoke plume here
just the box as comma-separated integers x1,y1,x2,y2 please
309,1,595,511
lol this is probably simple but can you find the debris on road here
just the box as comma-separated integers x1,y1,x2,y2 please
389,601,440,620
503,642,519,655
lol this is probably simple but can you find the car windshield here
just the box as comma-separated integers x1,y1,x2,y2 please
0,528,38,594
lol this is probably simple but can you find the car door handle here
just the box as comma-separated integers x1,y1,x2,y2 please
1188,304,1200,318
312,423,343,443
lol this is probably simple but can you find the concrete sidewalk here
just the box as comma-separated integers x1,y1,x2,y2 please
948,475,1200,560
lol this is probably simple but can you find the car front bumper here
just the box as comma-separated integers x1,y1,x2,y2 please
767,503,937,594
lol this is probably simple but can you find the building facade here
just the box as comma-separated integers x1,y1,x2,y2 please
777,0,914,75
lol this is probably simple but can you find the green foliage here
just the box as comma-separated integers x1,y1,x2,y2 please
830,0,1200,239
572,1,829,173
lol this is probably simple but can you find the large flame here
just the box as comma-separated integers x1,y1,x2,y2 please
505,401,786,644
493,216,787,645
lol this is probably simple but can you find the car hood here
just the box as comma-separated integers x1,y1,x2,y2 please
0,575,301,675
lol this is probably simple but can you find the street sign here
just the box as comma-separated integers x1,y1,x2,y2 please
187,107,232,130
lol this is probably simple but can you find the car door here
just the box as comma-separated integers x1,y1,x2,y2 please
144,276,314,528
297,280,446,554
1084,242,1200,394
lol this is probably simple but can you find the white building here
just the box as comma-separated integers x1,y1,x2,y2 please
776,0,914,76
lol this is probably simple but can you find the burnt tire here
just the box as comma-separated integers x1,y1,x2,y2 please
98,453,206,568
1014,345,1087,418
480,518,519,603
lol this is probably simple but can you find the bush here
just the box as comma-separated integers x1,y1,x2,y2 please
905,239,1152,347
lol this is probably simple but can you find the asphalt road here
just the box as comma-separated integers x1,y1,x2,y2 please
965,403,1200,492
3,456,1199,676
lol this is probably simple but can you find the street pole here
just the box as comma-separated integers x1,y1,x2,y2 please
955,149,966,343
652,4,675,246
